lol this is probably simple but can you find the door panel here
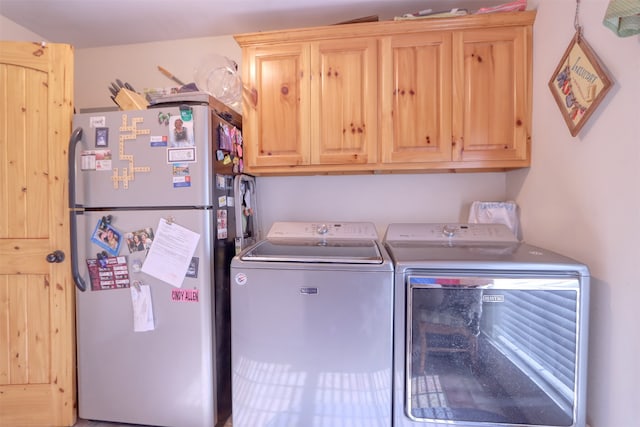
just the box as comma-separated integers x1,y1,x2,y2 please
381,32,453,163
244,43,310,167
312,38,378,165
0,41,76,427
452,28,530,162
75,208,216,426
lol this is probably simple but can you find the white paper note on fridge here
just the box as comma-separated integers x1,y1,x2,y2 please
141,218,200,287
131,283,155,332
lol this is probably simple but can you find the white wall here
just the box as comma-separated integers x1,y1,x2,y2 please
0,14,45,41
255,173,506,237
73,36,241,110
509,2,640,427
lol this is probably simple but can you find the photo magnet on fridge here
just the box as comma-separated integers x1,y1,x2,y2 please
169,114,194,147
186,257,199,278
126,227,155,254
95,127,109,147
91,219,123,256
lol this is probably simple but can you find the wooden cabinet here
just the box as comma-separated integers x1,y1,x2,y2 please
235,11,535,175
238,36,377,172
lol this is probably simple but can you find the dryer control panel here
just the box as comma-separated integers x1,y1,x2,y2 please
267,221,379,240
385,223,518,243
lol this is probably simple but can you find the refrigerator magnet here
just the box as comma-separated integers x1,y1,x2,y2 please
215,174,226,190
86,256,130,291
172,163,192,188
185,257,199,278
126,228,154,253
179,105,193,122
80,150,112,171
90,220,123,256
150,135,168,147
169,115,194,147
157,111,170,126
167,147,196,163
89,116,106,128
217,209,228,239
80,151,97,171
218,123,234,151
171,288,199,302
93,150,113,171
95,127,109,147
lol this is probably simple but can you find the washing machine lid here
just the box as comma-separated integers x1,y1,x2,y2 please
240,238,384,264
241,221,384,264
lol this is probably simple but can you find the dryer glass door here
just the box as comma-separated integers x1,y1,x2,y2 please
405,275,584,426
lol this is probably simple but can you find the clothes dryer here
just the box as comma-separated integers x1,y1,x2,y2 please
384,223,590,427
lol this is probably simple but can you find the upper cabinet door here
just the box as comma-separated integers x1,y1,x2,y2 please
311,37,378,165
242,43,311,168
380,32,453,164
452,26,531,164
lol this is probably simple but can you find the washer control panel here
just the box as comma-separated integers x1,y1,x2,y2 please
385,223,518,243
267,222,379,240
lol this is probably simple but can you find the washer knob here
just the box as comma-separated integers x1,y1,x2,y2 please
317,224,329,235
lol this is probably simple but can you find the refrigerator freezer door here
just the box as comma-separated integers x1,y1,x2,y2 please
73,105,224,208
75,208,216,427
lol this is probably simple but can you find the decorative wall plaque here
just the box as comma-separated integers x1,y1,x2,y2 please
548,32,612,136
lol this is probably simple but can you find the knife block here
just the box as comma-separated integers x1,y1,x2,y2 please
115,88,149,110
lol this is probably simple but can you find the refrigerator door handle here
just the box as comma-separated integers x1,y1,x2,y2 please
69,127,87,292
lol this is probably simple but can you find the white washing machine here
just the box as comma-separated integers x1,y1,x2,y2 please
230,222,394,427
384,223,590,427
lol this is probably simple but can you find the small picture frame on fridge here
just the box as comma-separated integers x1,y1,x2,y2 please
169,115,194,147
91,220,122,256
95,127,109,147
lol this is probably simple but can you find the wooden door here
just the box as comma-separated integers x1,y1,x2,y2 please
311,37,377,165
452,26,531,164
241,43,311,169
380,32,453,164
0,41,76,427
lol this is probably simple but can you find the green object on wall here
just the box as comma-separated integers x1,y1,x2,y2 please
603,0,640,37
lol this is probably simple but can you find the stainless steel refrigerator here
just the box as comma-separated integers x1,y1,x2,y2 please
69,101,259,427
